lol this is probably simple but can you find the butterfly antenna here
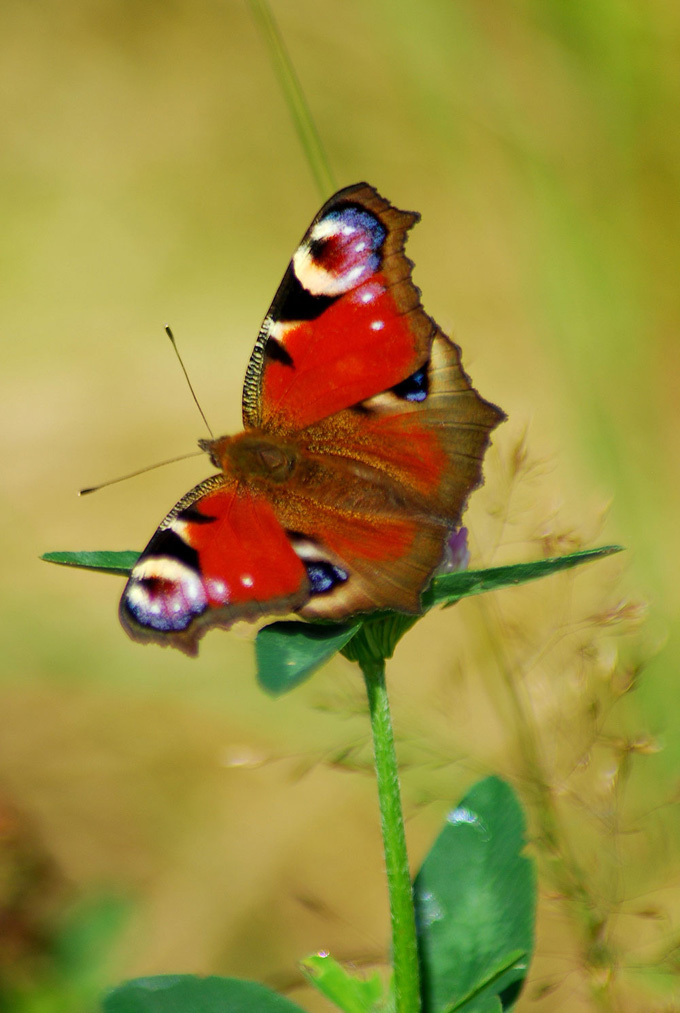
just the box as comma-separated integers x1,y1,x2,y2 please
79,450,205,496
165,324,214,438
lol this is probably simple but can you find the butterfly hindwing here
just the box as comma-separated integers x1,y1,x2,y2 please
254,330,504,623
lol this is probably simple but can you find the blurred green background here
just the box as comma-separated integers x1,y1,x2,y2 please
1,1,679,1010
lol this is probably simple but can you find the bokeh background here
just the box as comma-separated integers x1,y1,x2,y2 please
2,1,679,1010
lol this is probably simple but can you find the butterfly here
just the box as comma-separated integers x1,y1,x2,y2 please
120,183,504,655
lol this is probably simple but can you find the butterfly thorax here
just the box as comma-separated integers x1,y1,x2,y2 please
199,430,299,484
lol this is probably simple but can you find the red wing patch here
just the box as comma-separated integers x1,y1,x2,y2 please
259,271,422,431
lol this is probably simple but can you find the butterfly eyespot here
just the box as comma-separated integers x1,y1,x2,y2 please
324,205,386,253
391,365,430,402
123,558,208,632
304,560,349,596
293,206,387,298
286,534,349,597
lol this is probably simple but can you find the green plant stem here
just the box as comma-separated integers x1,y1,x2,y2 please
362,658,421,1013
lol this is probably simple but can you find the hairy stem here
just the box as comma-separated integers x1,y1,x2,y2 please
362,657,421,1013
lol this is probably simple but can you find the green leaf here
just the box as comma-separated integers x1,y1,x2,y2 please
457,1000,501,1013
413,777,536,1012
301,952,385,1013
42,550,140,576
102,975,307,1013
256,621,360,695
422,545,622,609
444,951,526,1011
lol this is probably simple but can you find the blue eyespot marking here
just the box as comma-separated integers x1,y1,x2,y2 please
391,365,429,402
309,206,386,283
305,560,349,595
323,206,386,253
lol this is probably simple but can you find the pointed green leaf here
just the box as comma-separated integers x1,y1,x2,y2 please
301,952,385,1013
423,545,622,609
102,975,306,1013
414,777,536,1012
42,550,140,576
256,621,360,695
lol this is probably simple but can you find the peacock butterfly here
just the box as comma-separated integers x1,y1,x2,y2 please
120,183,504,655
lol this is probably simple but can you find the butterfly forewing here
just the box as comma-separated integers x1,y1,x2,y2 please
120,478,309,655
242,183,433,432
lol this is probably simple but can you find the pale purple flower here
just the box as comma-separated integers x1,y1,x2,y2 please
437,527,470,574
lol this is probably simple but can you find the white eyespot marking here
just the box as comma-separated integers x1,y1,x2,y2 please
370,319,385,331
344,264,365,286
309,218,345,243
293,248,337,297
355,281,384,306
354,240,367,252
132,556,197,585
206,577,229,603
124,557,207,632
240,574,254,588
290,539,321,562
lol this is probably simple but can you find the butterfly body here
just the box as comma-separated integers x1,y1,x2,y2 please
120,183,504,656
